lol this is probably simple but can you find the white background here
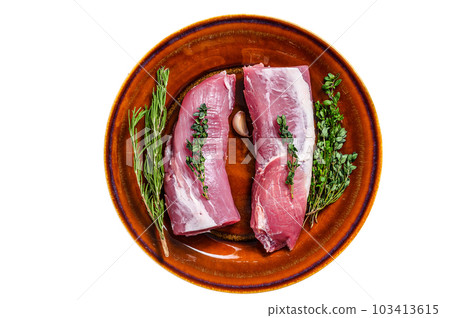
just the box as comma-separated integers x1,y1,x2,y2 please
1,0,449,317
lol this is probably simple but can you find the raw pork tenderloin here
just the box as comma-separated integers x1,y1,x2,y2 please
164,72,241,236
243,64,315,252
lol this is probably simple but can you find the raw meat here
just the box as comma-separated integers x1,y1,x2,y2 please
243,64,315,252
164,71,241,236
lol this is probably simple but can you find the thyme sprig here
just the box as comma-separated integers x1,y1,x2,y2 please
277,114,300,199
128,67,170,257
306,73,358,227
186,103,209,200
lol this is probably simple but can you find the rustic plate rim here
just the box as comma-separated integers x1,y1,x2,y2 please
104,14,382,293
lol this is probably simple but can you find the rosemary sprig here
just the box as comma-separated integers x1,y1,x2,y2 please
277,114,300,199
186,103,209,199
128,67,170,257
306,73,358,227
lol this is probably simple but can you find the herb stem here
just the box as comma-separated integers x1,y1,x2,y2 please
128,67,170,257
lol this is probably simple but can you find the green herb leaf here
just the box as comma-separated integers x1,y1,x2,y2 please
186,104,210,200
306,73,358,227
277,114,300,199
128,66,170,257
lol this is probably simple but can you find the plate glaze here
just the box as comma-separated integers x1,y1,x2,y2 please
104,15,382,293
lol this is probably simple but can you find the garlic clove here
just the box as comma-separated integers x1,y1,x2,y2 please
232,111,250,137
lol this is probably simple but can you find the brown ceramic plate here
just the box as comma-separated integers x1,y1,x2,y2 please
104,15,382,293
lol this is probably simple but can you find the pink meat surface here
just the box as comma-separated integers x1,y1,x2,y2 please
164,71,241,236
243,64,315,252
